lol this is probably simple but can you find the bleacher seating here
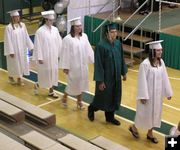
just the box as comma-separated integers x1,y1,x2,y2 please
0,100,25,123
20,130,70,150
58,134,103,150
0,132,30,150
90,136,130,150
0,90,55,126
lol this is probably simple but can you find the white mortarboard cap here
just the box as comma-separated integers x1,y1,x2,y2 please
146,40,164,49
7,9,20,17
41,10,55,20
68,17,82,26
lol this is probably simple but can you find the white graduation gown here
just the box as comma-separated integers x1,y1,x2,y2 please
135,58,173,129
4,22,34,77
33,25,62,88
60,33,94,95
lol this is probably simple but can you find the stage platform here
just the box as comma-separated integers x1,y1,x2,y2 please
92,6,180,36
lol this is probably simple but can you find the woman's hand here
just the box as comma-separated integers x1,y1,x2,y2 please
10,54,14,58
140,99,147,104
167,97,171,100
63,69,69,75
38,60,43,64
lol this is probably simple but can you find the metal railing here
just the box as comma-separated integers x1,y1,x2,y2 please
122,0,153,41
93,4,121,32
90,0,112,32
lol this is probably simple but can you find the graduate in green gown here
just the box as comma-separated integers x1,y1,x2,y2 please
88,23,127,125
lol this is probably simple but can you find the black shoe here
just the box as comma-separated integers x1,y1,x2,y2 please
88,106,94,121
106,118,120,126
147,135,158,144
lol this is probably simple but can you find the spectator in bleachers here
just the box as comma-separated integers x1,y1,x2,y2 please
129,40,173,144
33,10,62,98
4,9,34,85
59,17,94,109
87,23,127,125
138,0,150,15
138,0,160,15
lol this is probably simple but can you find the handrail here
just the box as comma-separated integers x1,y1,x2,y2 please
123,12,152,41
90,0,112,32
93,5,121,32
122,0,154,41
91,1,111,16
155,0,180,5
123,0,149,25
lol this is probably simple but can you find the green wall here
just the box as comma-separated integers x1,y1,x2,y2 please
84,15,107,46
0,0,41,24
161,33,180,70
0,42,7,69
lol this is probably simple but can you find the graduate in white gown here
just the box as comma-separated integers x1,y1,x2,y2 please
4,9,34,85
33,10,62,98
59,17,94,109
129,40,173,144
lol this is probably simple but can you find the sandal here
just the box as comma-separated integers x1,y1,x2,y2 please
34,83,39,95
61,97,68,107
129,126,139,138
77,101,85,110
147,135,158,144
8,78,16,85
48,92,59,99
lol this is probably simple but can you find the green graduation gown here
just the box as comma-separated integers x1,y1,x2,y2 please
91,38,127,112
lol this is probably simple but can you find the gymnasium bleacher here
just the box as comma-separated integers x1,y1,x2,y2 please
0,90,129,150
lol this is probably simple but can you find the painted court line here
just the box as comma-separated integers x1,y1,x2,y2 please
0,68,180,112
0,68,178,128
163,103,180,111
38,98,61,107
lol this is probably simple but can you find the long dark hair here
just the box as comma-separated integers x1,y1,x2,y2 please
11,17,22,30
148,49,161,67
70,25,82,37
39,18,46,27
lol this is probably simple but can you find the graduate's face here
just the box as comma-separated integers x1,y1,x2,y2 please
74,25,82,34
12,16,20,23
107,29,117,42
155,48,162,58
46,19,54,26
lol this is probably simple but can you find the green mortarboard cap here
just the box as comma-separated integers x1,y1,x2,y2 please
104,23,118,32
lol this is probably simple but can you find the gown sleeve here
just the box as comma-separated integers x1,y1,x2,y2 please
161,59,173,97
137,62,150,100
4,26,14,55
93,43,105,82
56,31,62,59
59,37,70,69
23,23,34,50
84,33,94,64
120,44,127,76
32,31,43,61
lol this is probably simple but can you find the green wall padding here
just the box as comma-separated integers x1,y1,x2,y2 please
84,15,108,46
160,33,180,70
0,0,41,24
0,42,7,69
